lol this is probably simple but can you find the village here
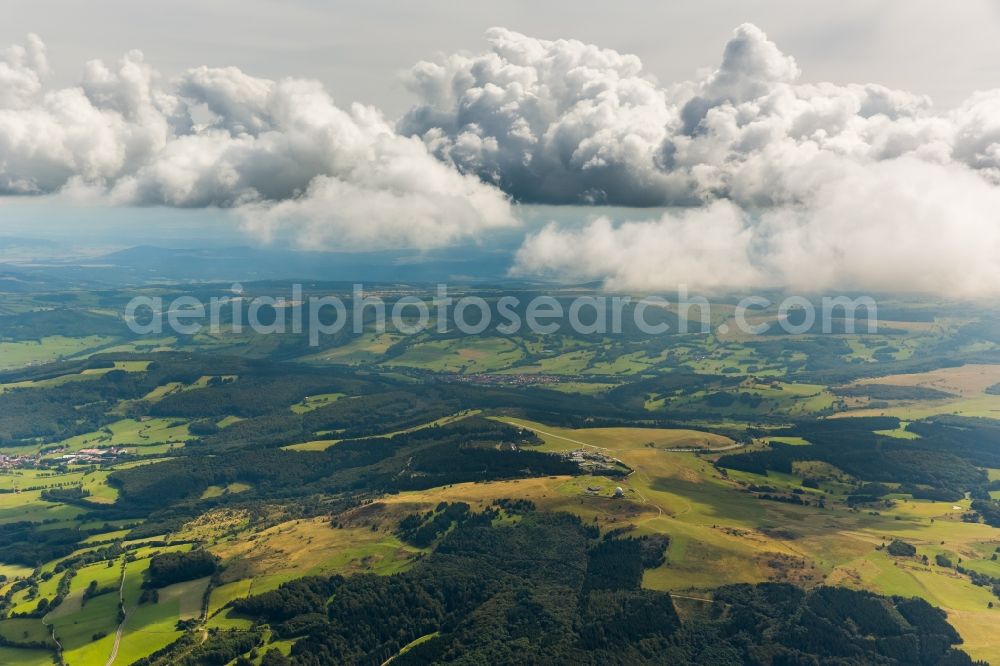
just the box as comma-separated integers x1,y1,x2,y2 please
0,452,39,471
442,373,562,387
58,447,129,465
1,446,129,471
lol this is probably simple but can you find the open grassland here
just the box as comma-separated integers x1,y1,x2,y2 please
47,559,123,665
0,489,83,525
0,562,34,580
141,381,183,401
860,363,1000,396
302,332,404,364
647,378,838,418
368,416,1000,663
92,337,177,355
0,617,52,645
581,350,671,376
0,647,52,666
0,543,201,666
52,417,193,456
0,468,89,492
116,573,210,665
545,381,618,395
499,349,594,375
200,482,252,499
836,363,1000,419
206,578,253,624
210,516,424,596
290,392,345,413
0,335,117,371
282,409,481,451
497,418,737,451
0,468,122,504
0,360,150,395
382,336,524,374
172,508,255,544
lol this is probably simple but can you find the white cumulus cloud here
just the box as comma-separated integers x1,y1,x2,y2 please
513,157,1000,296
4,26,1000,295
0,36,515,250
403,24,1000,295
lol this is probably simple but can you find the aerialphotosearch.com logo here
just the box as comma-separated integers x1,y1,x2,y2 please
124,284,878,346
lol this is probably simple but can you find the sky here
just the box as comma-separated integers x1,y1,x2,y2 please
3,1,1000,114
2,1,1000,296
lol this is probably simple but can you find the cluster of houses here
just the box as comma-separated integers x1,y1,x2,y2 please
444,373,561,387
60,447,129,464
2,446,131,471
0,453,38,470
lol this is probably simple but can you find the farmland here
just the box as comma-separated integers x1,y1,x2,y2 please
1,286,999,663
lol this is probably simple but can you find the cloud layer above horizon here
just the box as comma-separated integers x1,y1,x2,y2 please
3,25,1000,294
0,36,516,249
402,24,1000,296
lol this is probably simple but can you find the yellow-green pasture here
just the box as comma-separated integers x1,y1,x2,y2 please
838,364,1000,420
52,417,193,456
283,410,481,451
379,416,1000,663
290,392,345,413
382,336,524,374
0,336,117,371
210,516,423,597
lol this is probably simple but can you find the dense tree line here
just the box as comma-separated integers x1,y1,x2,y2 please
718,417,989,497
831,384,955,400
906,416,1000,469
0,352,285,445
146,550,220,588
150,372,373,419
397,502,477,547
109,418,575,514
231,576,341,625
133,629,263,666
0,521,88,566
0,308,125,341
887,540,917,557
969,499,1000,528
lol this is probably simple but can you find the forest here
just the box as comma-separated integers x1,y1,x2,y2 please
175,509,980,666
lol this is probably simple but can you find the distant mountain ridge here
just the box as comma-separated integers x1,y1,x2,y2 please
0,244,521,287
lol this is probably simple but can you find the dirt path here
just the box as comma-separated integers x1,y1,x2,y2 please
631,487,664,517
106,563,128,666
508,422,612,452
